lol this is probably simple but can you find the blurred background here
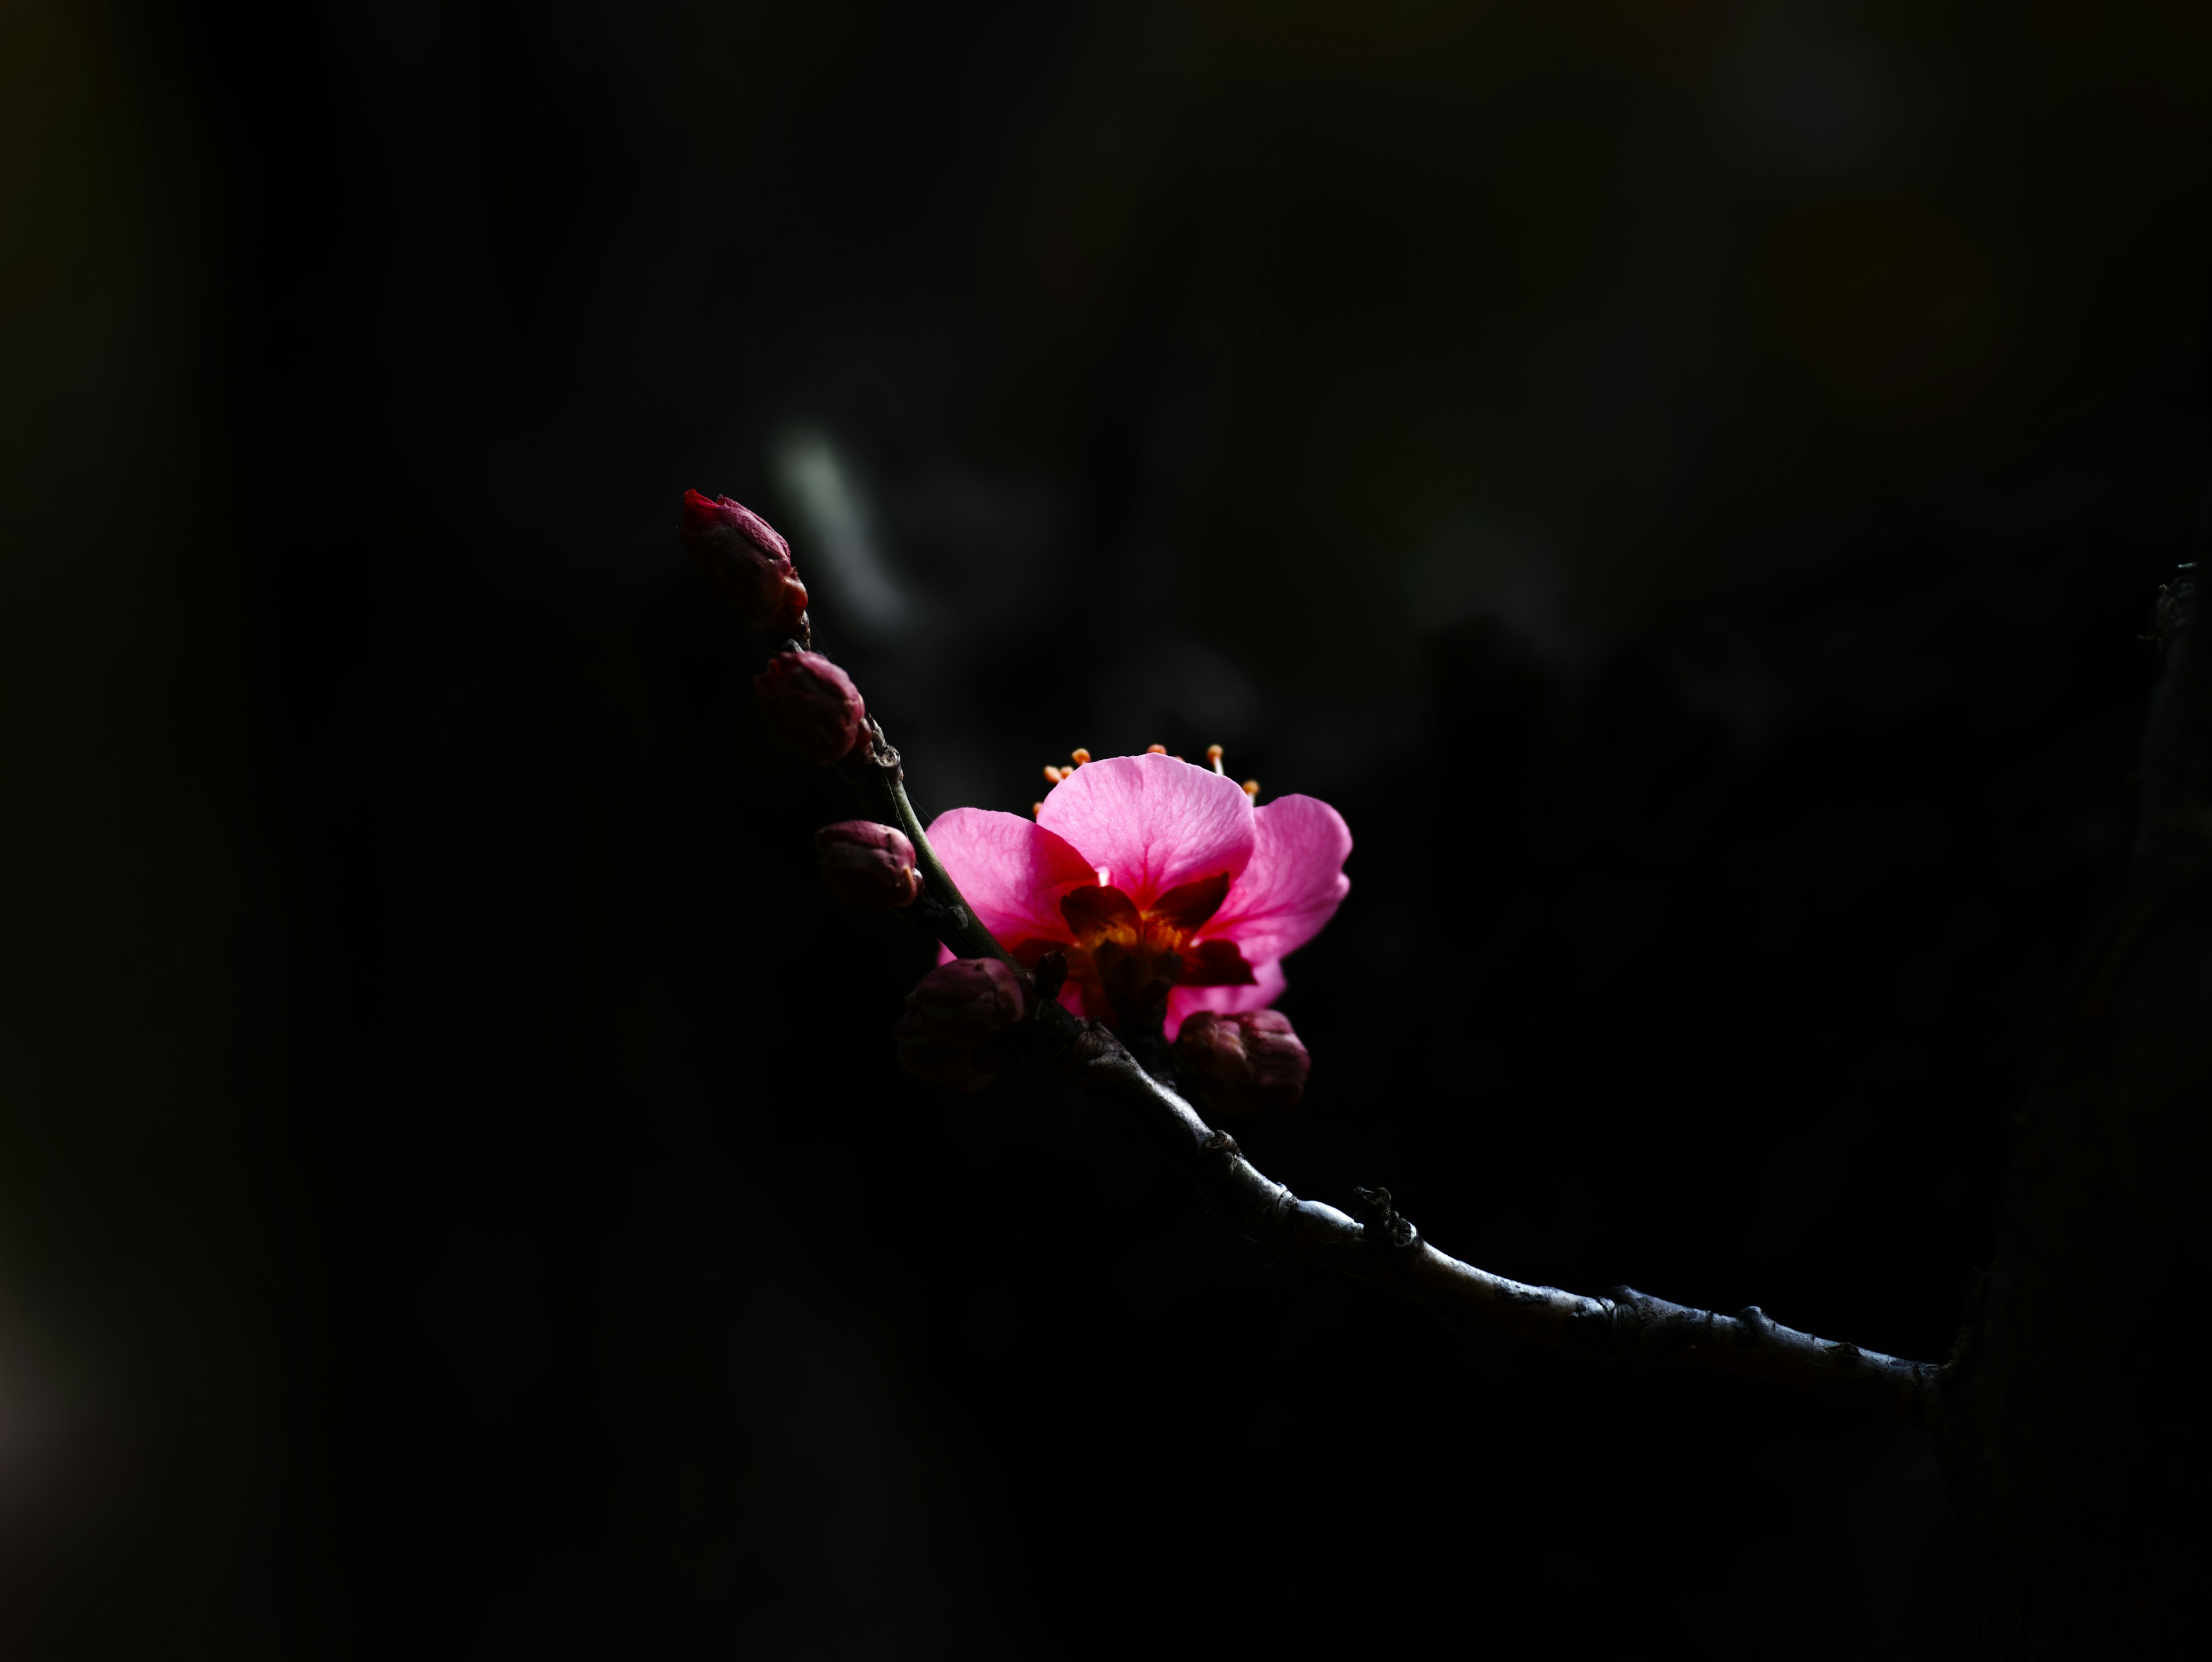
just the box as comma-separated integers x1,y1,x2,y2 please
4,1,2209,1655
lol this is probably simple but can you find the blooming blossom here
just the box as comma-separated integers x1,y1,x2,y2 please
926,751,1351,1038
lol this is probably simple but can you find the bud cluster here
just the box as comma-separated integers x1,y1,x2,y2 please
678,486,1338,1112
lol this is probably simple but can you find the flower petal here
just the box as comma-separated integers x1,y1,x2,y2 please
925,808,1096,945
1059,884,1142,945
1178,937,1257,986
1165,958,1286,1042
1149,871,1232,935
1199,794,1352,967
1035,753,1255,908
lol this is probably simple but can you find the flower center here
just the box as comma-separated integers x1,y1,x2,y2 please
1012,870,1254,1029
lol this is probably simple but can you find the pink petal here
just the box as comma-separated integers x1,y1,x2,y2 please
925,808,1096,945
1035,753,1256,909
1198,794,1352,967
1166,959,1287,1042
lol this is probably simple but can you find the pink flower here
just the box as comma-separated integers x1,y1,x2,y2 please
926,752,1351,1039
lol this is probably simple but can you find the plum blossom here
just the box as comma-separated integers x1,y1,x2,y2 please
926,751,1351,1039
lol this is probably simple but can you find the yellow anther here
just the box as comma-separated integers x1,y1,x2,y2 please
1242,779,1260,798
1070,748,1091,765
1043,764,1066,783
1146,743,1167,755
1032,801,1044,817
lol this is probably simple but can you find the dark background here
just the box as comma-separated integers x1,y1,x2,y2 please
5,1,2209,1656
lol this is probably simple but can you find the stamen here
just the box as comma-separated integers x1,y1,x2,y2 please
1032,801,1044,817
1070,748,1090,765
1242,779,1260,799
1095,866,1111,888
1206,744,1225,774
1146,743,1166,755
1043,764,1066,783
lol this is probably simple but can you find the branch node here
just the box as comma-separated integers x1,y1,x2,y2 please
1241,1185,1299,1247
861,717,901,773
1608,1286,1693,1368
1348,1185,1419,1251
1065,1020,1122,1075
1732,1305,1774,1350
1202,1130,1241,1156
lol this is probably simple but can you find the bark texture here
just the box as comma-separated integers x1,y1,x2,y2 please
1943,568,2210,1655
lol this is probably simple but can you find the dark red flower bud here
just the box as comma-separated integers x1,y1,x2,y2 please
680,489,809,634
895,958,1029,1090
1173,1009,1309,1117
755,649,866,763
816,820,921,910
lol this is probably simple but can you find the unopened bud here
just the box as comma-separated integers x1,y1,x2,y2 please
755,649,866,763
680,489,809,633
1174,1009,1309,1116
895,958,1029,1090
815,820,921,910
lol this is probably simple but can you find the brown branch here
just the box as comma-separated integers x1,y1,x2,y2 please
1055,1027,1938,1424
806,673,1944,1425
